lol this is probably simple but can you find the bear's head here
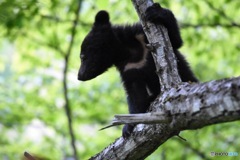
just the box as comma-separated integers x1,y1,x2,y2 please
78,11,118,81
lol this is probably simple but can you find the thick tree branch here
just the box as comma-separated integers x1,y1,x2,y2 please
91,77,240,160
105,77,240,128
132,0,181,91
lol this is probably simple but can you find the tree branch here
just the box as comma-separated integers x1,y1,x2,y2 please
180,23,240,29
91,77,240,160
62,1,82,160
176,139,211,160
204,1,239,27
20,32,65,55
132,0,181,91
104,77,240,128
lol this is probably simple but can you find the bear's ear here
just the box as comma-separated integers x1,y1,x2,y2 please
94,10,110,25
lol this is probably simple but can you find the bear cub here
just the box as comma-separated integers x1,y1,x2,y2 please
78,3,198,138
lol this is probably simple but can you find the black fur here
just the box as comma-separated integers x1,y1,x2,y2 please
78,3,198,138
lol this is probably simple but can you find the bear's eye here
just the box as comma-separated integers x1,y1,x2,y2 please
80,54,86,60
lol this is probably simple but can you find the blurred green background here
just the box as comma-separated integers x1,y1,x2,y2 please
0,0,239,159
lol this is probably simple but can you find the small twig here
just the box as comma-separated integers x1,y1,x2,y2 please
20,32,65,55
181,23,240,28
176,139,211,160
24,152,36,160
62,1,82,159
176,134,187,141
205,1,240,27
40,14,92,27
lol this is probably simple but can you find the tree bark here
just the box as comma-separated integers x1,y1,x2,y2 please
132,0,181,91
90,77,240,160
89,0,240,159
108,77,240,128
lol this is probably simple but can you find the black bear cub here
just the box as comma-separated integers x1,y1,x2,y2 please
78,3,198,138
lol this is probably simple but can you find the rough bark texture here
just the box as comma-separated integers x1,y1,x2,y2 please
132,0,181,91
111,77,240,128
90,77,240,160
89,0,240,159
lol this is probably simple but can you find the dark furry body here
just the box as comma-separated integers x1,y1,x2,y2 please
78,3,198,138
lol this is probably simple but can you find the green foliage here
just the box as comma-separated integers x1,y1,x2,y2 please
0,0,239,159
